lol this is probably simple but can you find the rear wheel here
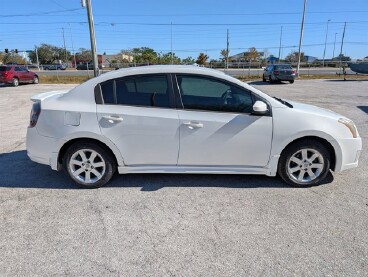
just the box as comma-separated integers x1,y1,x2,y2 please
289,80,294,84
278,140,331,187
12,78,19,87
262,75,266,82
269,75,274,84
63,142,116,188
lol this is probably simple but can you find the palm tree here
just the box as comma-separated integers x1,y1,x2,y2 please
196,53,209,65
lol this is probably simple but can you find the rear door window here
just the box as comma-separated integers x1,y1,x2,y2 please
0,66,11,72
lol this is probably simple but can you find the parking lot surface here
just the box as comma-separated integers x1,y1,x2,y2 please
0,80,367,276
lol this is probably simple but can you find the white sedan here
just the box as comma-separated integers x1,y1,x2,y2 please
26,65,362,188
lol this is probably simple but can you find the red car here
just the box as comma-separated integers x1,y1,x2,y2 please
0,65,39,86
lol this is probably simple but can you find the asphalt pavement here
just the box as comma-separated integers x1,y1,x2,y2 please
0,80,367,276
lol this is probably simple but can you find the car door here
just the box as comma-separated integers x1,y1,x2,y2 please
96,74,180,166
175,74,272,167
14,67,25,82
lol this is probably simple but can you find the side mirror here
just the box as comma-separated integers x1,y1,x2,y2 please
253,101,268,114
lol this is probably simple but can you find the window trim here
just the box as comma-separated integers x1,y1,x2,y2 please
173,73,272,116
95,73,177,109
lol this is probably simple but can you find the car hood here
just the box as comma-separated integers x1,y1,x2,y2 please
286,100,344,120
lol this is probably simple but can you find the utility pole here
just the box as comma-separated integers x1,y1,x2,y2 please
69,23,77,69
332,32,337,59
322,19,331,67
84,0,99,77
278,26,283,61
226,29,229,70
35,45,40,71
339,22,347,74
297,0,307,76
170,22,173,64
62,27,67,63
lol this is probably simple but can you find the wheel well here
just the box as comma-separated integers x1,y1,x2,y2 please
57,138,118,168
280,136,336,170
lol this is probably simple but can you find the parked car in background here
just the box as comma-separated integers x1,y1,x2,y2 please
263,64,296,84
77,62,102,70
0,65,39,86
43,64,66,70
26,65,361,188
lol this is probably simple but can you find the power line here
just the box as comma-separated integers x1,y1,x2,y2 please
0,8,83,17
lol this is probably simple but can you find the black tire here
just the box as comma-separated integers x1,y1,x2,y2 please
289,80,294,84
33,76,39,84
12,78,19,87
262,75,266,82
63,142,116,188
278,140,331,187
269,75,274,84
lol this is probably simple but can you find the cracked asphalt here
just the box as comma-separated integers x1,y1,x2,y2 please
0,80,367,276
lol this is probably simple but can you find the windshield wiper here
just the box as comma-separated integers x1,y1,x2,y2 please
273,97,293,108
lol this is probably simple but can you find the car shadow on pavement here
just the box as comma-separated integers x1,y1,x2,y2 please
0,150,332,190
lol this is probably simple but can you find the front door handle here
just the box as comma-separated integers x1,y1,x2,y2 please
183,122,203,129
102,115,124,123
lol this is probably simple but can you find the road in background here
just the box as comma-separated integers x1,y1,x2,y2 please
35,67,355,77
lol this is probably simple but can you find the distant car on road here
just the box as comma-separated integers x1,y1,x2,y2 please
77,62,102,70
263,64,296,84
43,64,66,70
26,65,361,188
0,65,39,86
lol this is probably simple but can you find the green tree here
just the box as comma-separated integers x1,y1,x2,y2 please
285,51,305,63
159,52,181,64
181,56,195,64
29,43,70,64
196,53,209,65
75,48,93,62
1,53,27,64
132,47,158,64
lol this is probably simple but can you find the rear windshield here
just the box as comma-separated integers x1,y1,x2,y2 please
0,66,11,71
275,65,292,70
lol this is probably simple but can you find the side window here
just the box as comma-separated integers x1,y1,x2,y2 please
115,75,170,108
15,67,22,72
176,75,253,113
101,80,114,104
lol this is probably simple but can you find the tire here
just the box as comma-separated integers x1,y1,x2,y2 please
33,76,39,84
278,140,331,187
269,75,274,84
12,78,19,87
63,142,116,188
289,80,294,84
262,75,266,82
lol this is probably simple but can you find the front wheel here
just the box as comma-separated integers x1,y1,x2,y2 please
289,80,294,84
12,78,19,87
278,140,331,187
63,142,116,188
262,75,266,82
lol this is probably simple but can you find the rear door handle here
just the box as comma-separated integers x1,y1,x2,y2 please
183,122,203,129
102,115,124,123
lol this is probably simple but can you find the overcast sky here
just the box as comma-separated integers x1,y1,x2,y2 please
1,0,367,60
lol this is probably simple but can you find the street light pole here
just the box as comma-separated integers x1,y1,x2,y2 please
69,23,77,69
332,32,337,59
278,26,283,61
322,19,331,67
297,0,307,76
85,0,99,77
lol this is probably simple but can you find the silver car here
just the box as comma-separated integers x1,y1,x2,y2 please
263,64,296,84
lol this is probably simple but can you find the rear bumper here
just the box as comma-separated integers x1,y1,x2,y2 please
275,75,295,81
0,77,12,83
334,137,362,171
26,127,60,170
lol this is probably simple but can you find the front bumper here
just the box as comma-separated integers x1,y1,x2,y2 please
334,137,362,171
26,127,60,170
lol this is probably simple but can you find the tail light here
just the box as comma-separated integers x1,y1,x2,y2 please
292,70,296,75
273,70,279,75
29,102,41,128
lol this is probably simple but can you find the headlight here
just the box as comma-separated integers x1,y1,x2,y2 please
338,118,358,138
